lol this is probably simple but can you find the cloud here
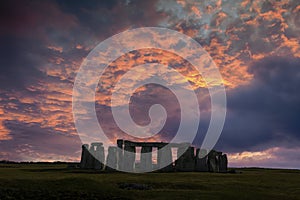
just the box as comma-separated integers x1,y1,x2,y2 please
0,120,81,162
0,0,299,169
157,0,300,87
0,36,47,89
218,56,300,152
0,0,168,160
228,147,300,169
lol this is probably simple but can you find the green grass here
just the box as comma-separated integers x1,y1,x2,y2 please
0,164,300,199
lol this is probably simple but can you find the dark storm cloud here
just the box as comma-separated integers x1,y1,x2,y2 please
0,0,164,90
0,36,48,89
0,34,83,90
217,57,300,152
53,0,164,40
0,0,168,161
0,0,78,90
56,0,119,11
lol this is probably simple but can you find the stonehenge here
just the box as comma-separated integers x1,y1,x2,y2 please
175,146,196,172
157,145,173,172
195,149,209,172
140,146,152,171
123,141,136,171
80,144,89,169
106,146,118,171
80,143,105,170
80,139,228,173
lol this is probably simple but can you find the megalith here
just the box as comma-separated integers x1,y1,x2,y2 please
80,144,89,168
106,146,118,171
219,154,228,172
90,142,104,170
175,145,195,171
157,145,173,172
117,139,124,171
195,149,209,172
140,146,153,172
123,141,136,171
208,150,222,172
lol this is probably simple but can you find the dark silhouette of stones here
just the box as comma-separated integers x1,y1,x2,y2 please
219,154,228,172
208,150,223,172
140,146,152,172
117,139,124,171
90,142,104,170
195,149,209,172
175,145,195,172
157,145,173,172
106,146,117,171
80,143,104,170
80,144,89,168
123,141,136,171
80,139,228,172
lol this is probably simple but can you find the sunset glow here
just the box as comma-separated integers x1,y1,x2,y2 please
1,0,300,169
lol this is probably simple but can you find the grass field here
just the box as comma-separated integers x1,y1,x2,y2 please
0,164,300,200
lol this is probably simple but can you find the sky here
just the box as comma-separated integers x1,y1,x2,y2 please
0,0,300,169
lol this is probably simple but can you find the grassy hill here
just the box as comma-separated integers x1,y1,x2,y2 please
0,163,299,199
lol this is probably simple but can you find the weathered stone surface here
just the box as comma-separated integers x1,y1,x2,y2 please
157,146,173,172
219,154,228,172
175,146,195,171
140,146,152,172
195,149,209,172
208,150,222,172
90,143,104,170
91,142,105,170
117,139,124,171
80,144,89,168
85,147,94,169
198,149,208,158
106,146,118,171
123,141,136,171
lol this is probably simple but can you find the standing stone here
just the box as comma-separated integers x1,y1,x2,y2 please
80,144,89,168
91,142,104,170
88,144,96,169
175,143,189,171
85,145,94,169
175,146,195,171
208,156,217,172
106,146,118,171
219,154,228,172
198,149,208,158
140,146,152,172
117,139,124,171
175,144,186,170
123,141,136,171
208,150,222,172
195,149,209,172
208,150,216,172
157,145,173,172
